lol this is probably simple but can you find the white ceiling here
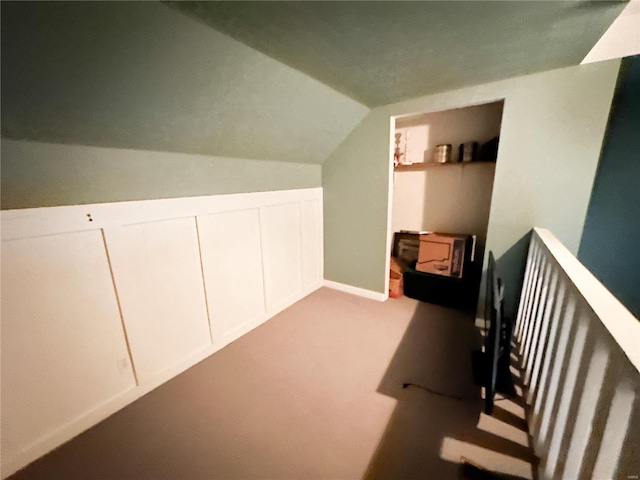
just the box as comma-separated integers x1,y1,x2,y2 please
582,0,640,64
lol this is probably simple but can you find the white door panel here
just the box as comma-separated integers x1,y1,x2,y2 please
1,231,136,461
103,218,211,383
260,203,302,312
197,209,266,344
300,200,322,292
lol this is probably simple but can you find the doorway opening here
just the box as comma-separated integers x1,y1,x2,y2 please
386,100,505,310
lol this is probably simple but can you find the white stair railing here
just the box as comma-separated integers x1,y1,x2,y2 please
515,228,640,480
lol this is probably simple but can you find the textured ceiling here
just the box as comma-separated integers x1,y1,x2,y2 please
1,2,367,164
169,1,626,107
1,1,626,165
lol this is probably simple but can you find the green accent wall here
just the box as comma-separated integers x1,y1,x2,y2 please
1,140,320,210
323,61,621,317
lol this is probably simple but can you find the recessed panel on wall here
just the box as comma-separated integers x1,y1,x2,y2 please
300,199,323,292
0,187,323,478
197,209,266,345
0,231,136,463
260,203,303,313
103,218,211,383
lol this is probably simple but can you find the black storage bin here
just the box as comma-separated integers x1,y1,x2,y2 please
403,267,470,308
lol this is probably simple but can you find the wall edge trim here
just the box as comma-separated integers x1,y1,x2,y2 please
323,280,387,302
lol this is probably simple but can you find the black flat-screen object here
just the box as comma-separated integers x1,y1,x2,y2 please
484,251,503,414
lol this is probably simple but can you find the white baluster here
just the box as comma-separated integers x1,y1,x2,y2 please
614,388,640,480
523,260,554,387
519,242,543,345
515,238,538,339
525,267,560,393
529,278,568,409
521,254,548,359
576,352,623,479
536,293,578,452
512,228,639,480
563,336,610,479
591,370,636,480
543,314,589,479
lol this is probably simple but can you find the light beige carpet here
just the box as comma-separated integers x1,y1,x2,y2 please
9,288,536,480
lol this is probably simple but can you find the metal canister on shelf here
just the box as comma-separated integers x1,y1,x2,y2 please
459,141,478,162
434,144,452,163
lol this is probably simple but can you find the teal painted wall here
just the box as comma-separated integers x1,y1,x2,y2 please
323,61,620,317
1,140,320,210
1,2,367,165
579,55,640,319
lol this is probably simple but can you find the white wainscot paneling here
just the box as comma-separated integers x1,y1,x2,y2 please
260,203,303,314
197,209,267,347
300,199,323,293
104,218,212,384
0,188,323,478
1,231,136,470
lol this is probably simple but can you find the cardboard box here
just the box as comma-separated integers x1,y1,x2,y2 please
416,233,467,278
389,257,404,298
389,273,403,298
390,256,404,276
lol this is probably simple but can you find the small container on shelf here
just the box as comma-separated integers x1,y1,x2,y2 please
434,144,452,163
459,142,478,162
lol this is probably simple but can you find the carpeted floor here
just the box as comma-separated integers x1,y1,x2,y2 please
9,288,537,480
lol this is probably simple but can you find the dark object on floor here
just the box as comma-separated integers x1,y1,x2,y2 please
471,349,516,399
403,267,474,309
460,457,514,479
481,252,515,414
402,382,478,401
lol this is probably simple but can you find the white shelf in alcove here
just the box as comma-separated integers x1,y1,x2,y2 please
394,161,496,172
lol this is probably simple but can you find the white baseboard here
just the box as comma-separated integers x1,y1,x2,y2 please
1,282,324,480
323,280,387,302
1,344,216,480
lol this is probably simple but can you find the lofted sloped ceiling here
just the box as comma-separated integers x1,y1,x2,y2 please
1,2,368,165
168,1,627,107
1,1,626,165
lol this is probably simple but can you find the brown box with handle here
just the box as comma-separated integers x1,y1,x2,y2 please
416,233,468,278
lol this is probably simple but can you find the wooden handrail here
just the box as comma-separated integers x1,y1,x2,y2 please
532,228,640,373
515,228,640,480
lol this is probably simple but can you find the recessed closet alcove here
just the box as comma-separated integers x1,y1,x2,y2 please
390,100,505,298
